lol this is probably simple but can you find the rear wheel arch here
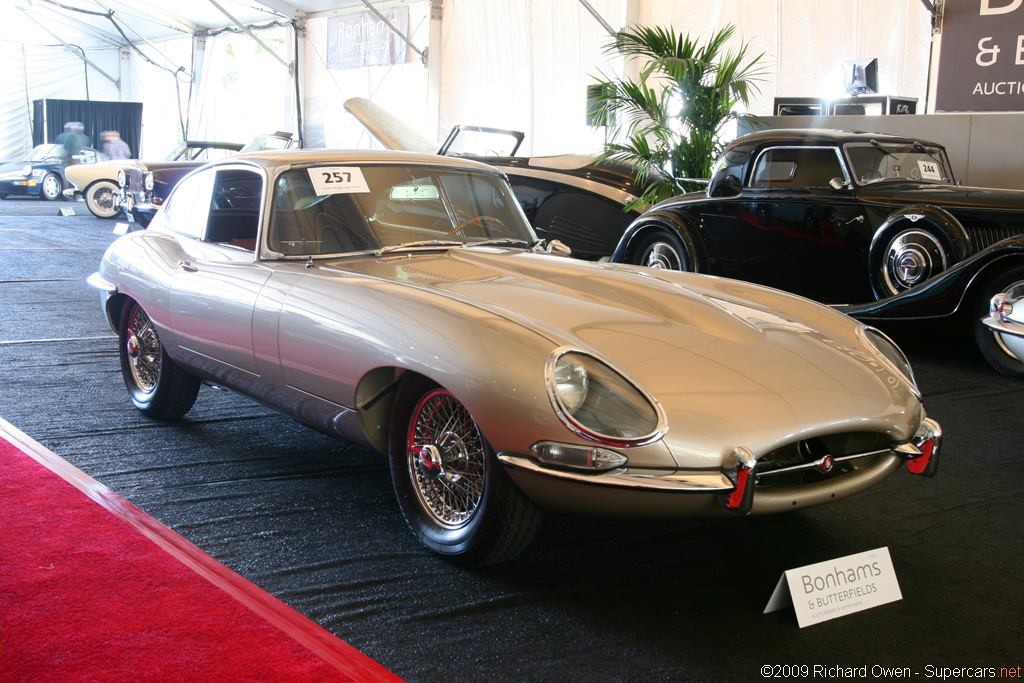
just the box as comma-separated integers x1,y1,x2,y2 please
624,213,708,272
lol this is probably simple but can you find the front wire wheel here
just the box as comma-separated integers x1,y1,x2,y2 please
118,300,200,419
389,378,542,567
85,180,121,218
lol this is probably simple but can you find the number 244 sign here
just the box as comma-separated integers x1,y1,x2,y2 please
308,167,371,194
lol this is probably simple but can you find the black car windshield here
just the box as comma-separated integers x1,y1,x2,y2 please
27,144,67,161
843,142,952,185
268,164,535,257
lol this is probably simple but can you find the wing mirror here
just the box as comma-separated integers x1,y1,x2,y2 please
830,177,851,190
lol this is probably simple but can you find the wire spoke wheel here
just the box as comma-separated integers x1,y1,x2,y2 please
407,389,486,529
118,299,200,419
125,305,162,393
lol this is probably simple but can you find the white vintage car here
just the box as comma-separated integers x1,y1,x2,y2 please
89,149,942,566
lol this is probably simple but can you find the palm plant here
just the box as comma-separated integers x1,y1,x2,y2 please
591,24,768,207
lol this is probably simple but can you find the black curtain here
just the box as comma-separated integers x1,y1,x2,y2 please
32,99,143,158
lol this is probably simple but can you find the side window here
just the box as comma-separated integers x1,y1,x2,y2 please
203,169,262,250
751,148,845,188
161,170,213,239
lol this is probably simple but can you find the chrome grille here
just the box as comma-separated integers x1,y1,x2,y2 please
968,226,1023,252
754,432,892,487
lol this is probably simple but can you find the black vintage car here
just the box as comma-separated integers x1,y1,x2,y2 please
610,128,1024,377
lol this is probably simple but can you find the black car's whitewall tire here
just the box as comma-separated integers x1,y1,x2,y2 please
84,180,121,218
40,173,62,201
389,376,542,567
974,265,1024,380
632,227,700,272
118,299,200,419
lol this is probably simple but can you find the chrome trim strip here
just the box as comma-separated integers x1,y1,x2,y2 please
756,448,890,477
498,454,734,492
86,271,117,293
982,315,1024,339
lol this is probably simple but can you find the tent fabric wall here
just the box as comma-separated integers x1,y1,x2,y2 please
1,41,122,161
638,0,932,116
302,4,432,150
437,0,626,157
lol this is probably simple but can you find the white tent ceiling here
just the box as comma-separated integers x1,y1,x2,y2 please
10,0,381,47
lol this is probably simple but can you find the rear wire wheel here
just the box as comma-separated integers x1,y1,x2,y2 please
118,299,200,419
389,377,542,567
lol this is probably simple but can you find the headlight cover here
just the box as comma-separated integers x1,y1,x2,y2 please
545,348,666,447
859,326,919,395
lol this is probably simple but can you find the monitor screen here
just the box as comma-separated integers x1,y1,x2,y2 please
842,58,878,95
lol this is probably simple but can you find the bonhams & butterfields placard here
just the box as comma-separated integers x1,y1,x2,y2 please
935,0,1024,111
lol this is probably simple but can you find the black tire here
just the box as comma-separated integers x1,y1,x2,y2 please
84,180,121,218
118,299,200,419
872,226,950,298
631,229,697,271
40,172,62,201
973,264,1024,379
388,376,542,567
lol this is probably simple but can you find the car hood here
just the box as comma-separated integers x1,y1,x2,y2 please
0,160,44,173
331,248,920,460
861,182,1024,211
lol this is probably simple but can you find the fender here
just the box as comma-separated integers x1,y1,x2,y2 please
613,210,709,272
868,204,971,264
840,237,1024,321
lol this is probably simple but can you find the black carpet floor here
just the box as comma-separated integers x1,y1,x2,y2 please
1,198,1021,682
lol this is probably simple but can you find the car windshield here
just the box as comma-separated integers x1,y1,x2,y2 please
843,141,952,185
267,164,535,257
27,144,66,161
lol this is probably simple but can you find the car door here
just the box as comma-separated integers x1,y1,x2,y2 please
705,145,869,303
166,166,270,375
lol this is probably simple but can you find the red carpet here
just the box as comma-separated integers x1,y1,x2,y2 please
0,419,403,683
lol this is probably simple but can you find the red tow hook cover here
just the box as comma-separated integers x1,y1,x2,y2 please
719,452,756,515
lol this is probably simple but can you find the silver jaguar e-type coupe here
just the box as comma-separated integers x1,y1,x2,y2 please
89,150,941,566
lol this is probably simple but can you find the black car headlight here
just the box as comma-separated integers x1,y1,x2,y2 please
546,348,666,446
859,326,919,395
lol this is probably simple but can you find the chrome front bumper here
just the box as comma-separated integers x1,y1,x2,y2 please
499,418,942,515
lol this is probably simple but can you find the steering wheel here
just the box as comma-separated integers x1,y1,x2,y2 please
444,215,510,239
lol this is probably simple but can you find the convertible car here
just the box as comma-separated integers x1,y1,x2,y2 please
89,150,940,566
611,129,1024,377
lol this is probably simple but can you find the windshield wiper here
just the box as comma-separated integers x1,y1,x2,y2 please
870,139,899,159
911,141,949,179
374,240,463,257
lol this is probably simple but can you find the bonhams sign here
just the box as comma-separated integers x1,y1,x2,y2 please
935,0,1024,111
328,8,411,70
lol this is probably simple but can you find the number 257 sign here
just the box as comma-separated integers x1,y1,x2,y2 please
308,167,371,195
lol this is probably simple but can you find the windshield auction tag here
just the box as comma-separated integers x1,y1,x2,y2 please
917,160,942,181
764,547,902,627
308,167,370,195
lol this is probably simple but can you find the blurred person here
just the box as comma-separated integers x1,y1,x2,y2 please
102,130,131,160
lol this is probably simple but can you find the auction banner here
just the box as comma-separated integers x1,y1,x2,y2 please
934,0,1024,111
327,7,411,70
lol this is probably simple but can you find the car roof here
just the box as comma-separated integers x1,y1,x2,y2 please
218,148,507,175
730,128,944,149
